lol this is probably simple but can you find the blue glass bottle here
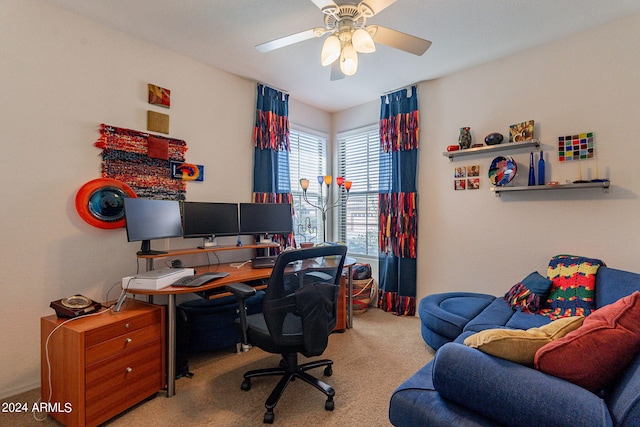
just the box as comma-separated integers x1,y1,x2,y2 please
538,151,545,185
528,152,535,186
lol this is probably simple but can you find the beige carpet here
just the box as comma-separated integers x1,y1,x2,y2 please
6,308,434,426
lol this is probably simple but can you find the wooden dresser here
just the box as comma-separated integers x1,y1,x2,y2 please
40,299,165,427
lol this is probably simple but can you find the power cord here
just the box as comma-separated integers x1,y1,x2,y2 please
230,260,252,268
35,307,112,423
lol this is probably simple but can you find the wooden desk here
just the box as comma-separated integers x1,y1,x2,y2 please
127,258,355,397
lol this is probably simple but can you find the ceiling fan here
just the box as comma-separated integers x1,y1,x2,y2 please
255,0,432,79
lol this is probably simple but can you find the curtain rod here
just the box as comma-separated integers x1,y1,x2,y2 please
382,81,425,96
257,81,289,95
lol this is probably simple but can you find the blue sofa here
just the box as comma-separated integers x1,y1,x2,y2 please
389,266,640,426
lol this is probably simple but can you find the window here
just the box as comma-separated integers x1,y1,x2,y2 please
338,125,381,257
288,127,327,245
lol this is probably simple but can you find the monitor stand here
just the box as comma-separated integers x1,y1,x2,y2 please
136,240,168,256
198,236,217,249
258,234,273,244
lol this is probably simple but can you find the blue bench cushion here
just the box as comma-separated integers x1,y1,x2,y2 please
419,292,495,340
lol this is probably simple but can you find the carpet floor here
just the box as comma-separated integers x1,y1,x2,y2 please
5,308,434,426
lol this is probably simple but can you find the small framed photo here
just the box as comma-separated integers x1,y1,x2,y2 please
467,178,480,190
510,120,534,142
454,179,466,191
454,166,466,178
148,83,171,108
467,165,480,177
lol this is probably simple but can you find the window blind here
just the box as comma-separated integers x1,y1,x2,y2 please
338,124,380,256
288,127,327,244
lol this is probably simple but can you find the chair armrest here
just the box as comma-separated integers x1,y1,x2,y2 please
225,283,257,351
432,343,613,427
225,282,257,300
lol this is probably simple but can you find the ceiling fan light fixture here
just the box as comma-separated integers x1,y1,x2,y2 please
320,35,341,66
340,42,358,76
352,28,376,53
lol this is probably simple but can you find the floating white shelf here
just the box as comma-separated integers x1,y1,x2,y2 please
443,139,540,161
491,180,610,197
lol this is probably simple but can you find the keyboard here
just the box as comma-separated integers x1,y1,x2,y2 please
170,272,229,287
251,256,277,269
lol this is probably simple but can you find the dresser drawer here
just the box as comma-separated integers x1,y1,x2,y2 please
85,323,162,366
85,339,162,426
84,309,162,347
85,337,162,393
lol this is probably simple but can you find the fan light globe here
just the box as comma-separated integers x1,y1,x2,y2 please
340,43,358,76
352,28,376,53
320,35,341,66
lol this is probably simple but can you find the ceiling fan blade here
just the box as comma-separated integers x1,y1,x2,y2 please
361,0,397,16
330,61,345,81
311,0,338,11
256,28,322,53
369,25,432,56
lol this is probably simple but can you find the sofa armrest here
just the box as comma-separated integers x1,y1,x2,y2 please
432,343,613,427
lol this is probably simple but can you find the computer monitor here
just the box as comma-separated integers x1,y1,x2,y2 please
123,198,183,255
239,203,293,241
182,201,239,247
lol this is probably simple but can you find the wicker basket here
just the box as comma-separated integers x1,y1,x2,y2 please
351,278,377,314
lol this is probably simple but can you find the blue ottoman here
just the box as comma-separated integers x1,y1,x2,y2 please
418,292,495,350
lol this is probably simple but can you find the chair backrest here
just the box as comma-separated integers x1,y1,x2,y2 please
263,245,348,354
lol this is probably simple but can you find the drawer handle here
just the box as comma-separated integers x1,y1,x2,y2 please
125,338,133,344
125,323,130,329
126,367,133,373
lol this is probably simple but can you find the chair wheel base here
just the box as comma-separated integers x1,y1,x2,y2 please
325,399,334,411
263,410,274,424
241,378,251,391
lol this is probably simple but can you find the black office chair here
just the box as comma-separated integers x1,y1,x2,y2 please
226,244,348,424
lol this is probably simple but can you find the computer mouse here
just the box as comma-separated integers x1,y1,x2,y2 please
171,259,184,268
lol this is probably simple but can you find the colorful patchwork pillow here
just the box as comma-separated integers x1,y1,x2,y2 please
538,255,604,320
504,272,553,313
534,291,640,392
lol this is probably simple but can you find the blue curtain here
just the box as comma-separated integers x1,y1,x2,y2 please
252,84,294,247
378,86,419,316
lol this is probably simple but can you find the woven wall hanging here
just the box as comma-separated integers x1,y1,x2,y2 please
94,124,188,200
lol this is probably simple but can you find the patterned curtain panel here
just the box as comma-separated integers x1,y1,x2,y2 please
378,86,419,316
252,84,294,249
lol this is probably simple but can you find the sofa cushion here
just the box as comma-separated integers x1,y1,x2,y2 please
463,298,516,333
463,316,584,366
504,310,551,330
538,254,604,320
503,271,553,313
389,360,499,427
535,291,640,393
432,343,613,427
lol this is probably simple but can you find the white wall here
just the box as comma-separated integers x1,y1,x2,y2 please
334,14,640,302
0,0,330,398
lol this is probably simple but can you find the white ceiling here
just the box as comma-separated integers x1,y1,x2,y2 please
47,0,640,113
